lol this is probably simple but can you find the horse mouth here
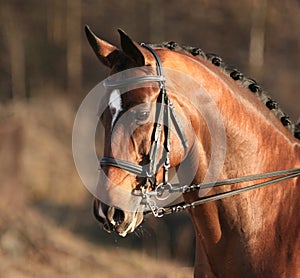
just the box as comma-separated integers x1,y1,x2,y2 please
93,199,144,237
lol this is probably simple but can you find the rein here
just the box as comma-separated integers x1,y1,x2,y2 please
144,167,300,217
100,44,300,218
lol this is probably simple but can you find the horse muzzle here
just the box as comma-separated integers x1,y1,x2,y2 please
93,198,144,237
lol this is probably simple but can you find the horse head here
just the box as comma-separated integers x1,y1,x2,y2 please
86,27,195,236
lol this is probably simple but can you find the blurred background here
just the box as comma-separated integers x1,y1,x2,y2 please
0,0,299,277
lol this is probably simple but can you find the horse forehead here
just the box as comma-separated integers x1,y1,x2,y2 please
122,88,155,106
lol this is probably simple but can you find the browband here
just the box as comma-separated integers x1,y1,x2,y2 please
103,75,165,90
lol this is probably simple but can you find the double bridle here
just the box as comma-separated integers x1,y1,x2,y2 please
100,44,300,218
100,43,188,188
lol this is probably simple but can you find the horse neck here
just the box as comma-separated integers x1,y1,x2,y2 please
176,57,300,178
175,58,300,275
218,91,298,174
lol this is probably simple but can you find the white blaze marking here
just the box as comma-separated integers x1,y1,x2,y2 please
109,89,122,129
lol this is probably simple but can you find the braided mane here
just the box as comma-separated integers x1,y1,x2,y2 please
149,41,300,140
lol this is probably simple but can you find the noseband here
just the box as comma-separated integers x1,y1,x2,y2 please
100,44,188,191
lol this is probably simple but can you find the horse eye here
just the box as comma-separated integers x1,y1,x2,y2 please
135,110,150,123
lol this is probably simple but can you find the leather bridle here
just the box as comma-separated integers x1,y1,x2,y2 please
100,43,188,189
100,44,300,218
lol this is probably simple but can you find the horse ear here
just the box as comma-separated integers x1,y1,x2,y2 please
118,29,145,66
85,25,120,68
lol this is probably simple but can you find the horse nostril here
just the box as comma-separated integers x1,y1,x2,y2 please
113,208,125,225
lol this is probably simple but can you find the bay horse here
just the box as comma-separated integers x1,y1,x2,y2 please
85,26,300,277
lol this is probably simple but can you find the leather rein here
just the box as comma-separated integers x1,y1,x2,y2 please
100,44,300,218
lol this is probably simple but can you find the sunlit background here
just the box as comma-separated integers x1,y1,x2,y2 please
0,0,299,277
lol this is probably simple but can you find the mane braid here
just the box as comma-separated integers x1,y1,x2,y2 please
148,41,300,140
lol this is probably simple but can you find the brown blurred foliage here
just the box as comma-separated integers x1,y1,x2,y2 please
0,0,299,117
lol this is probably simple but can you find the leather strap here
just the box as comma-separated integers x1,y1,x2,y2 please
103,75,165,89
100,157,147,176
